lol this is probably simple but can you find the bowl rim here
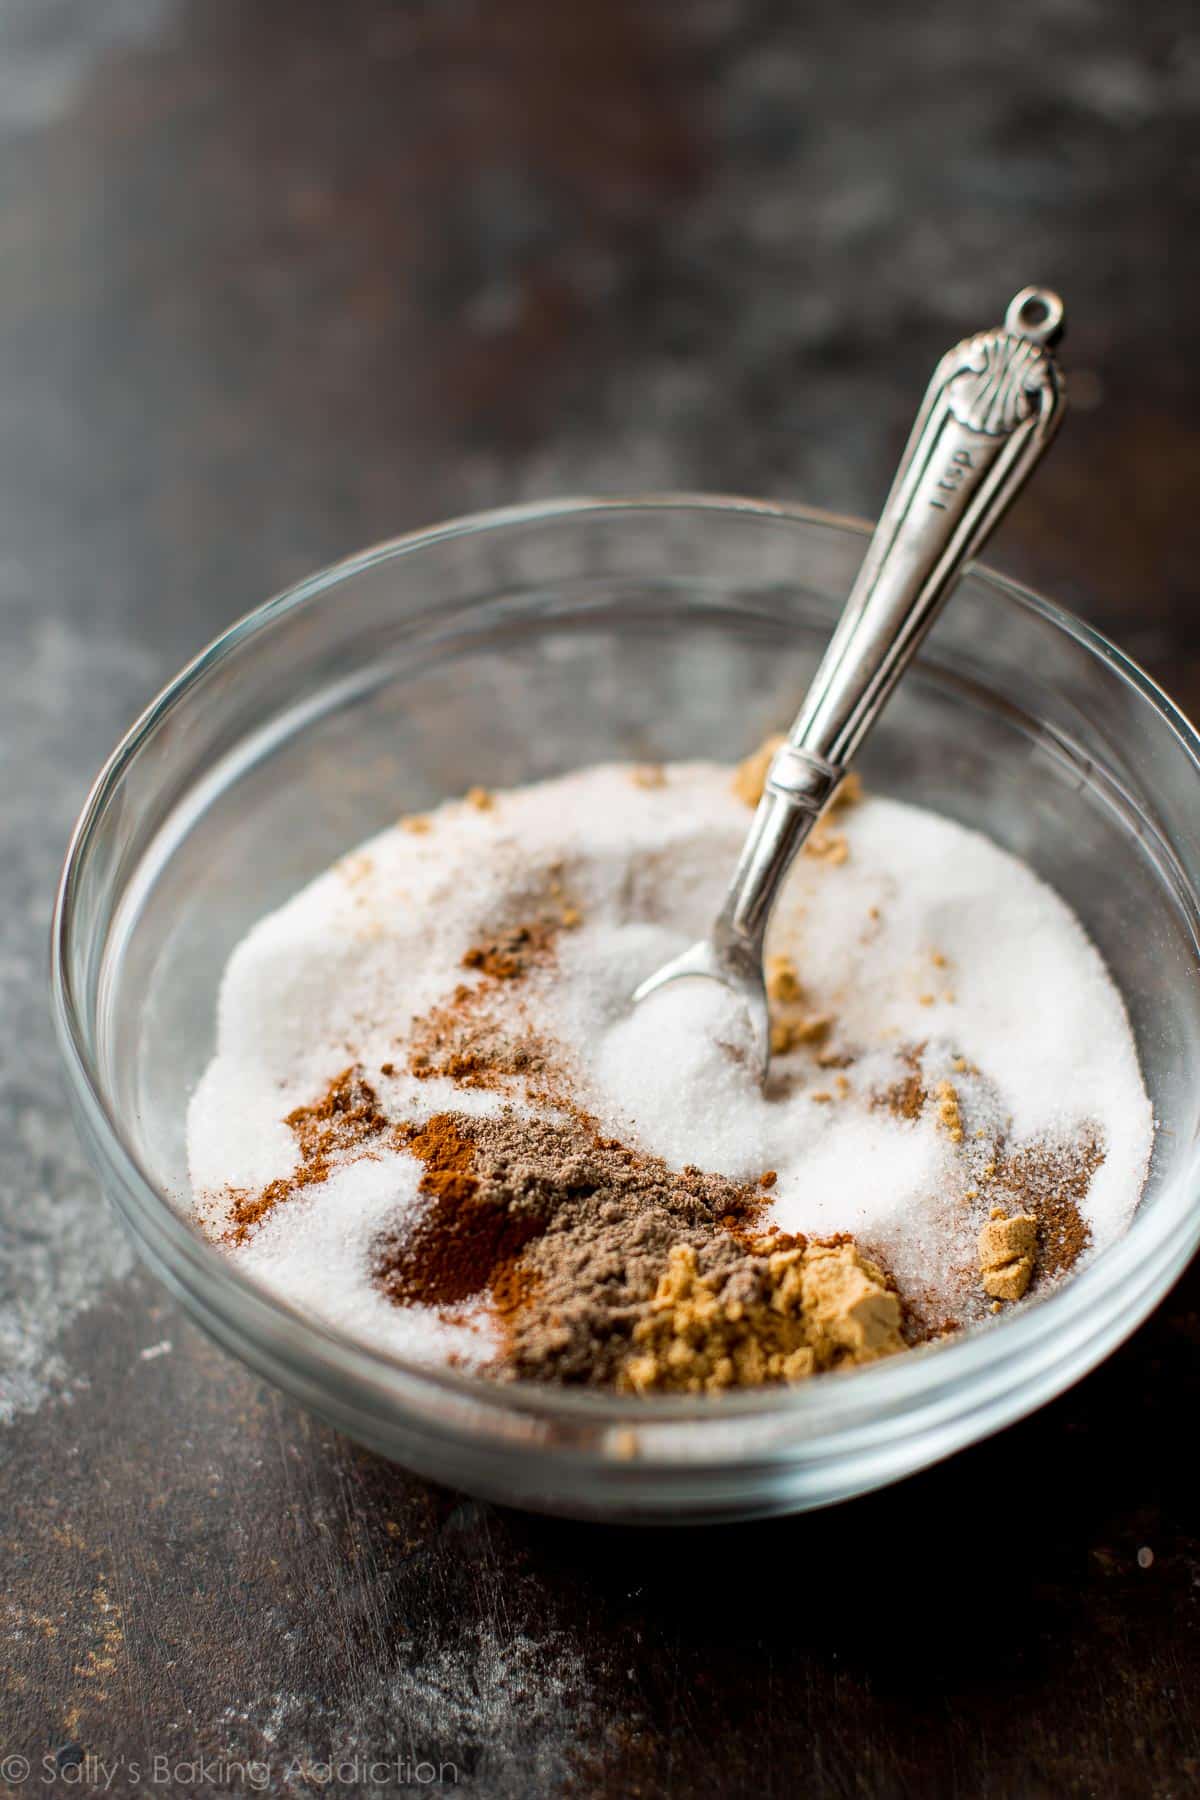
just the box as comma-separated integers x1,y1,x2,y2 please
49,492,1200,1437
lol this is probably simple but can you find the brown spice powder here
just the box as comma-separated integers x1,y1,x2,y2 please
408,983,550,1088
375,1115,548,1308
462,920,558,981
407,909,568,1085
370,1106,769,1384
226,1067,388,1243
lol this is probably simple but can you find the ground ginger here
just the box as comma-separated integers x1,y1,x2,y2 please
619,1236,905,1395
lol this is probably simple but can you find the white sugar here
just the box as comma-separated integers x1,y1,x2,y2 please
187,762,1154,1359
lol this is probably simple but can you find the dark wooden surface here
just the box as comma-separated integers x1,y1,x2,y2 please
4,3,1200,1795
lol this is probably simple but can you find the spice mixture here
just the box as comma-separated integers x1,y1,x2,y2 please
188,748,1154,1391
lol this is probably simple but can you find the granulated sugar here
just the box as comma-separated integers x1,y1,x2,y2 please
187,761,1154,1378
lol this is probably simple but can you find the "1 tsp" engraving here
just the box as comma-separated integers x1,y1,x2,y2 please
929,447,975,511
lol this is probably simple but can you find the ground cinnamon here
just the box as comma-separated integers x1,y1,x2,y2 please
225,1067,387,1243
374,1115,548,1307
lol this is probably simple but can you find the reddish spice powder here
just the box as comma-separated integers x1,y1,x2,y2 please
226,1067,387,1243
373,1114,548,1307
488,1256,544,1331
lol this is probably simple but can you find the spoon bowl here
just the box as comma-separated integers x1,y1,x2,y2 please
631,928,771,1075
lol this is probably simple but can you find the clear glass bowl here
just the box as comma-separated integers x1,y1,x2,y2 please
51,498,1200,1523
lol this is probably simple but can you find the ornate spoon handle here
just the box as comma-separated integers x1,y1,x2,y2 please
721,286,1067,948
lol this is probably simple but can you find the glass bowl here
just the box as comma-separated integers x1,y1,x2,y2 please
51,498,1200,1523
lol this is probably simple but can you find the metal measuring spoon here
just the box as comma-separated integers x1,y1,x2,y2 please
632,287,1067,1077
